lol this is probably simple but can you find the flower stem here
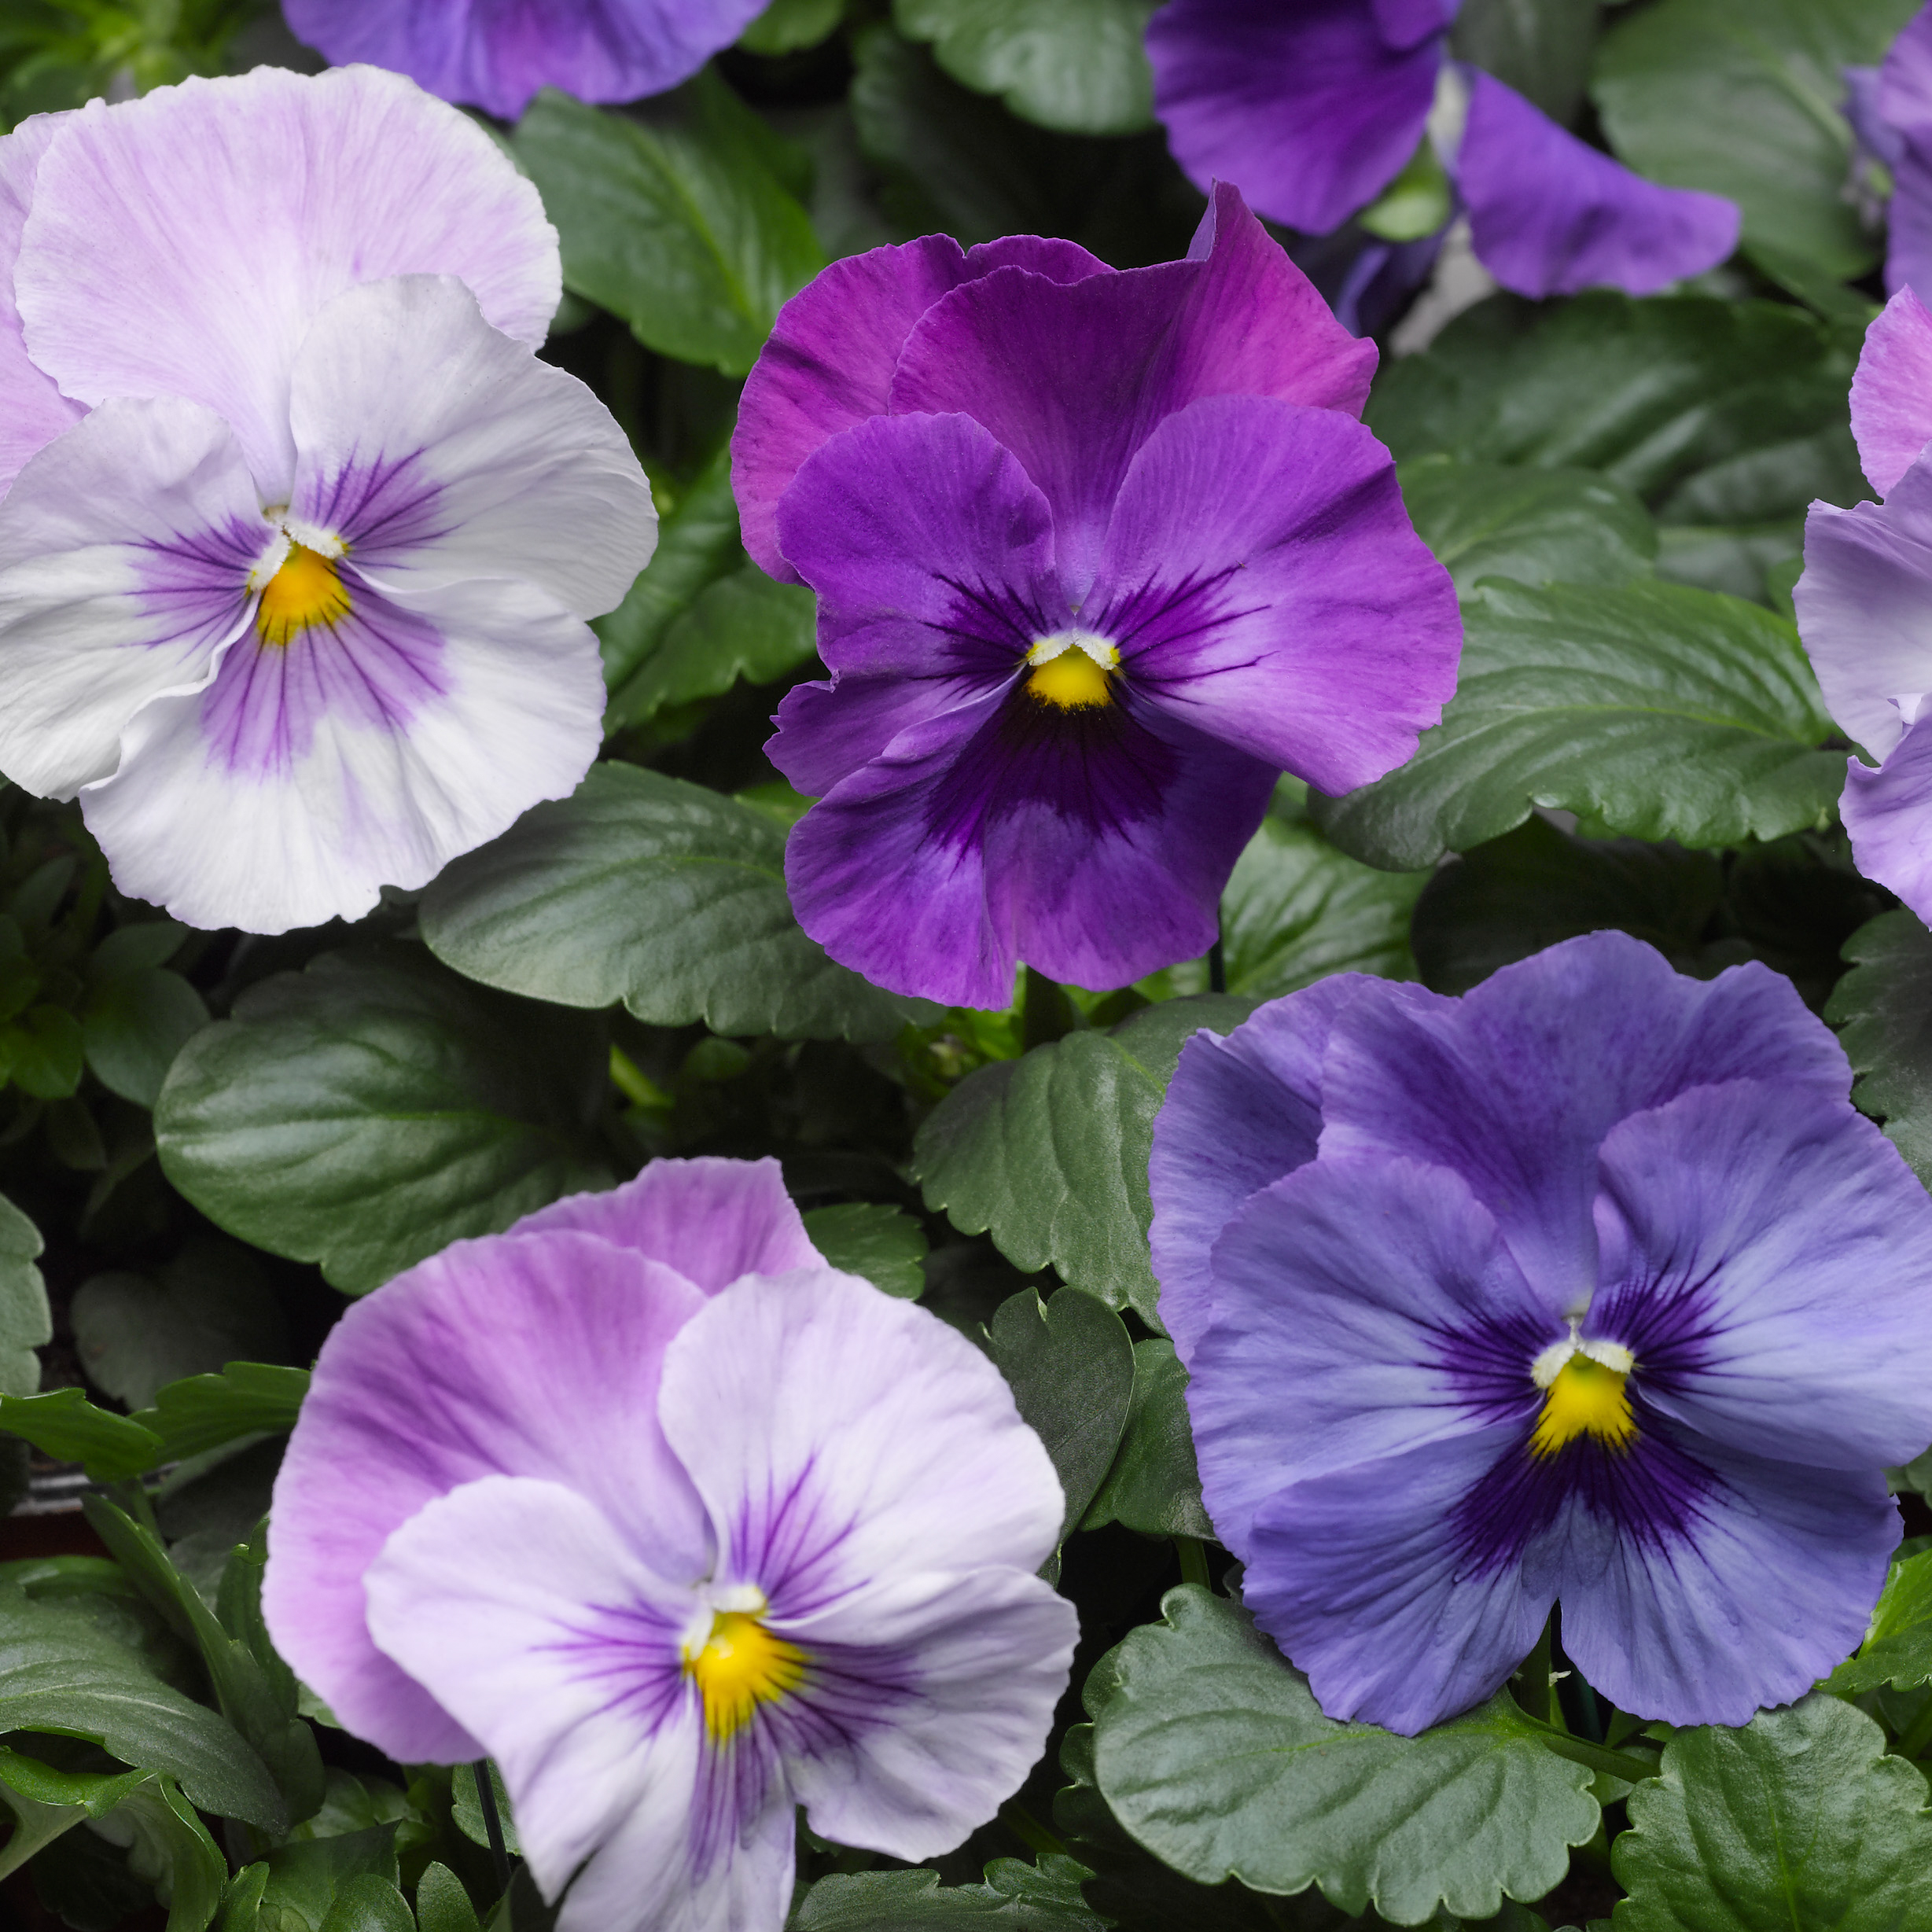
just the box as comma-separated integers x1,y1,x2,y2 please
1021,967,1078,1053
472,1761,513,1892
608,1046,672,1110
1208,936,1226,995
1175,1536,1213,1591
999,1799,1067,1860
1897,1697,1932,1763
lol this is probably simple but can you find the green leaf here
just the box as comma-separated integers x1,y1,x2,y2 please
1080,1339,1210,1540
317,1875,413,1932
0,1191,50,1398
1451,0,1603,121
82,970,209,1108
1611,1695,1932,1928
0,1389,164,1481
1087,1588,1599,1923
130,1363,310,1466
1400,458,1658,598
154,942,610,1297
451,1764,520,1860
0,1746,149,1882
740,0,845,56
1220,813,1426,1000
513,77,826,376
7,1004,84,1099
257,1828,400,1932
1411,816,1728,997
793,1859,1105,1929
88,923,188,981
1308,580,1842,871
914,995,1253,1325
419,764,931,1045
1826,910,1932,1188
413,1867,480,1932
605,563,818,732
1828,1547,1932,1696
92,1772,229,1932
987,1288,1135,1543
0,1582,285,1827
1592,0,1917,282
801,1202,928,1299
893,0,1157,136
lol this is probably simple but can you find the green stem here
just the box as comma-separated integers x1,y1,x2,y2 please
1523,1720,1662,1787
608,1045,672,1110
1208,936,1226,995
1516,1619,1564,1731
1898,1697,1932,1763
472,1761,513,1893
1021,967,1078,1054
1175,1537,1213,1592
998,1800,1066,1860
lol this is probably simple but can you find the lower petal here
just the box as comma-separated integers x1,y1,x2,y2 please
81,572,603,933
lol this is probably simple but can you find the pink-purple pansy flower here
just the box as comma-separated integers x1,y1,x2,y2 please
736,184,1461,1008
263,1156,1076,1932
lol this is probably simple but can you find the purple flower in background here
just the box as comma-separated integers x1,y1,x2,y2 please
282,0,769,120
735,185,1460,1007
0,66,654,934
1145,0,1739,301
1150,933,1932,1735
1845,4,1932,302
1797,289,1932,920
265,1157,1076,1932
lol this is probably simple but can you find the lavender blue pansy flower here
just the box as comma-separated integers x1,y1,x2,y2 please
737,185,1460,1007
263,1156,1076,1932
282,0,770,120
0,65,654,934
1846,5,1932,302
1144,0,1738,301
1150,932,1932,1735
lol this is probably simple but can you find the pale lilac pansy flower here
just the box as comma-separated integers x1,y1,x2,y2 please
0,64,655,934
263,1157,1077,1932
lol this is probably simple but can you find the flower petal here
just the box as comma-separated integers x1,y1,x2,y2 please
0,113,83,499
1190,1154,1550,1553
288,274,654,621
510,1156,825,1292
1849,289,1932,496
1841,717,1932,922
17,66,558,498
1455,70,1737,299
1316,933,1854,1314
81,570,603,933
1090,392,1461,793
658,1270,1064,1614
1149,974,1367,1363
262,1231,709,1762
0,396,261,798
1146,0,1441,236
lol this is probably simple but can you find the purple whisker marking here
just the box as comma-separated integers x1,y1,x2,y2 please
728,1459,867,1622
127,513,269,659
932,574,1065,668
300,448,451,558
1591,1259,1726,1396
1435,1308,1558,1426
543,1599,688,1739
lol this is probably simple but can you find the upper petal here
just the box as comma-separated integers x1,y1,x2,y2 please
17,65,558,498
1880,4,1932,149
0,112,83,499
261,1229,710,1763
1849,289,1932,496
1455,69,1738,300
1146,0,1442,235
510,1156,825,1292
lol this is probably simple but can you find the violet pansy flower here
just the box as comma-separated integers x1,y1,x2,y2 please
737,185,1460,1007
263,1156,1076,1932
1145,0,1739,302
282,0,770,120
1845,4,1932,303
1150,932,1932,1735
0,66,654,935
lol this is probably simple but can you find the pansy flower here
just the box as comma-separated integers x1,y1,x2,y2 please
1145,0,1739,302
1845,3,1932,302
1150,932,1932,1734
0,65,654,936
263,1157,1076,1932
282,0,771,121
736,184,1460,1007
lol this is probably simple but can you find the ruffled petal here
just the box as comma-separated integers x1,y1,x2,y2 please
1592,1080,1932,1470
1559,1440,1898,1727
1146,0,1441,235
0,113,83,499
262,1231,710,1762
1149,975,1369,1363
284,0,771,122
1795,463,1932,762
1189,1154,1551,1553
659,1270,1065,1613
1455,70,1738,299
1243,1426,1558,1735
1090,392,1460,793
1316,933,1854,1314
0,396,262,798
17,66,558,498
1849,289,1932,495
81,569,603,933
289,275,654,621
510,1156,824,1291
1841,716,1932,929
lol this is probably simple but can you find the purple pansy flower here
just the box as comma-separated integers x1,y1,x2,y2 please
1846,4,1932,301
282,0,769,120
264,1156,1076,1932
1145,0,1739,301
1796,289,1932,919
1150,932,1932,1735
0,66,654,934
736,185,1460,1007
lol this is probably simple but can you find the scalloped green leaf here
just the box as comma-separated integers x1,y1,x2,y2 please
1825,909,1932,1187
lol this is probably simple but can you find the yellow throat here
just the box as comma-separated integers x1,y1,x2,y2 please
255,542,351,648
683,1609,806,1742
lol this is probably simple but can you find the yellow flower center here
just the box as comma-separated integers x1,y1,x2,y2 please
1025,631,1119,710
683,1609,806,1742
256,543,351,647
1529,1350,1638,1459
